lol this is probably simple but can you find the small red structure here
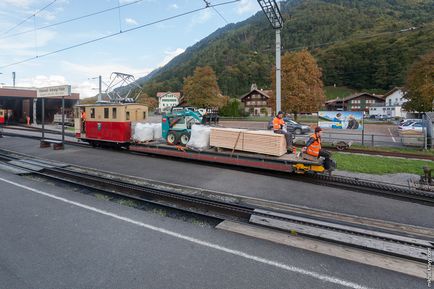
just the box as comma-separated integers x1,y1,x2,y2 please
74,103,148,146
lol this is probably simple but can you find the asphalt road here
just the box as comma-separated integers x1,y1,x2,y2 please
0,136,432,229
0,170,427,289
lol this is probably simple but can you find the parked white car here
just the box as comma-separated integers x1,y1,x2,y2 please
398,122,426,132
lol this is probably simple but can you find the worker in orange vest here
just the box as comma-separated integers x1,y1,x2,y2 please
272,111,293,153
81,110,86,133
305,127,332,169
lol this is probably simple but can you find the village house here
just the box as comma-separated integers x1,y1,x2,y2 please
157,92,181,111
325,93,384,113
240,84,273,116
369,87,407,118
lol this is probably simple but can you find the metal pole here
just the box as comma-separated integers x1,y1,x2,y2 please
62,95,65,144
275,23,281,113
12,72,16,87
42,98,45,139
98,75,102,102
33,98,37,125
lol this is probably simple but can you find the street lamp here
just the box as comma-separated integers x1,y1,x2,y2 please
257,0,283,113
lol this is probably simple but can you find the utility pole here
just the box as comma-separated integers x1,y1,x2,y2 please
89,76,103,102
98,75,102,102
12,72,16,87
257,0,283,113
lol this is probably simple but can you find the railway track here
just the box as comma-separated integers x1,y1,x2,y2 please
2,129,434,205
4,125,433,160
0,150,432,271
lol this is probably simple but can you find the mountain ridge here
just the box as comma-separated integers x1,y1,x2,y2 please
137,0,434,98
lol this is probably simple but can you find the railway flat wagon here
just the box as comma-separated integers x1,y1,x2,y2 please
74,103,148,146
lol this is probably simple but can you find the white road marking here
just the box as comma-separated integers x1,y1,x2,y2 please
388,128,396,143
0,177,373,289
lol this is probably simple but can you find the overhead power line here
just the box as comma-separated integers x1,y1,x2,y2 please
0,0,144,40
1,0,58,36
0,0,241,69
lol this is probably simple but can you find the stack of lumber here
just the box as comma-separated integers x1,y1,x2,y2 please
210,128,287,156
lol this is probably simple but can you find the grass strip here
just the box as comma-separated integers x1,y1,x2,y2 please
333,152,434,175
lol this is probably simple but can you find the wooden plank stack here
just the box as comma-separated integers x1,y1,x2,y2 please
210,128,287,156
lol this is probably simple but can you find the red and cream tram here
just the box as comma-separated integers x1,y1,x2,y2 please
74,103,148,146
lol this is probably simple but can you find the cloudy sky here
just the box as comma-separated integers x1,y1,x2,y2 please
0,0,261,98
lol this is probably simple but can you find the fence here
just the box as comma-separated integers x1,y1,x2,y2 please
320,129,431,149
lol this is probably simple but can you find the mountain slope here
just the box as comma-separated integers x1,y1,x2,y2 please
141,0,434,98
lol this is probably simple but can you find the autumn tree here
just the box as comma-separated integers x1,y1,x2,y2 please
136,92,158,110
403,52,434,112
182,66,225,108
271,50,325,118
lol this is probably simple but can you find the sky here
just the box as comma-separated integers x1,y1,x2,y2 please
0,0,261,98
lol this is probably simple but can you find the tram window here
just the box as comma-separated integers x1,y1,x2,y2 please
112,108,117,119
143,112,146,119
104,108,109,119
90,108,95,119
126,111,130,120
0,111,3,116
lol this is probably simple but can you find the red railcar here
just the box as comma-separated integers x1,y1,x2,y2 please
74,103,148,145
0,109,5,124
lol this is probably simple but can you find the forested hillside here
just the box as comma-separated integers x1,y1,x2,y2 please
139,0,434,98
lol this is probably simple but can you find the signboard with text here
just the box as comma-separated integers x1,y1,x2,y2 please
37,85,71,98
318,111,364,130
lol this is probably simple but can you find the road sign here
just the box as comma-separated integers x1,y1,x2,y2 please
37,85,71,98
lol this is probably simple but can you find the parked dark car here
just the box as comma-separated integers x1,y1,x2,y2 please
284,118,311,134
267,117,310,135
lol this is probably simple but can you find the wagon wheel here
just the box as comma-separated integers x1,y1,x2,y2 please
336,141,347,151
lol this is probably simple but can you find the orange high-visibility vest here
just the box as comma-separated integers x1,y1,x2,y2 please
273,117,284,131
306,133,321,157
81,111,86,120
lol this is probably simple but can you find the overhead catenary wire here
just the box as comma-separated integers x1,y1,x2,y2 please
0,0,145,40
1,0,58,36
0,0,241,69
203,0,228,24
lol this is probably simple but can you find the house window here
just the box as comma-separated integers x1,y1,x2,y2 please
90,108,95,119
104,108,109,119
112,108,117,119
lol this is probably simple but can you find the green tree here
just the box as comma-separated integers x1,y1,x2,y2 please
182,66,224,108
271,50,325,118
403,52,434,112
219,98,246,117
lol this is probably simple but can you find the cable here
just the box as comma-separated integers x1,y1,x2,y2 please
0,0,241,69
204,0,229,24
0,0,144,40
1,0,58,36
212,7,229,24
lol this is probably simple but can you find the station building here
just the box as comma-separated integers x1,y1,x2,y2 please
0,86,79,124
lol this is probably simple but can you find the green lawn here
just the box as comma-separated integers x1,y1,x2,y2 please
347,144,434,157
324,86,355,100
333,152,434,175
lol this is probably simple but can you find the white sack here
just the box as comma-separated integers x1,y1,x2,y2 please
152,123,162,140
133,123,154,142
187,124,211,151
